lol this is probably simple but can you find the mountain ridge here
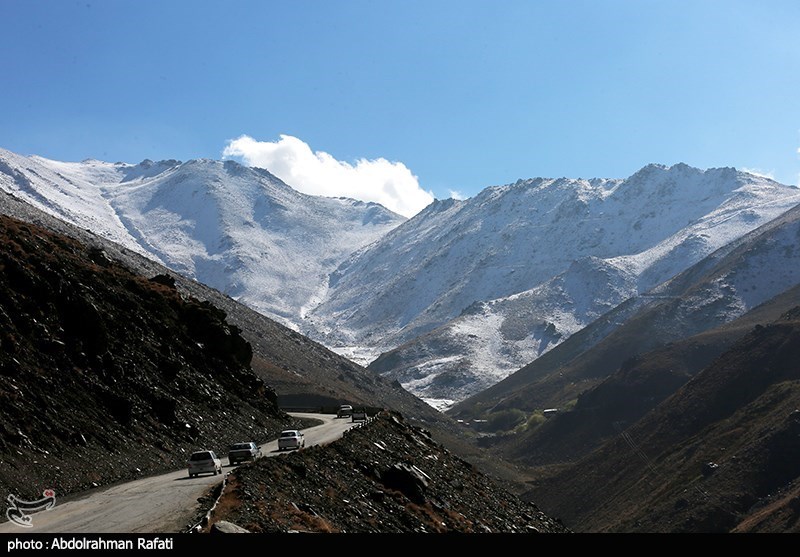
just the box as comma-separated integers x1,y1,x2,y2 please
343,164,800,407
3,148,800,411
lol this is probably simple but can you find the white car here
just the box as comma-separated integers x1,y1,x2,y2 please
187,450,222,477
277,429,305,451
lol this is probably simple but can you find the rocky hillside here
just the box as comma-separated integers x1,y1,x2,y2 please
0,189,454,434
204,411,570,533
0,213,299,502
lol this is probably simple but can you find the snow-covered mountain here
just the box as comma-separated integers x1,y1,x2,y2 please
303,164,800,409
450,201,800,423
3,148,800,412
0,148,406,326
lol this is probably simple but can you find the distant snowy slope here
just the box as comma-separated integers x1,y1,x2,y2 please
368,256,639,409
104,159,406,322
0,148,158,257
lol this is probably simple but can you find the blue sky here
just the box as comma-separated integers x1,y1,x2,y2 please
2,1,799,216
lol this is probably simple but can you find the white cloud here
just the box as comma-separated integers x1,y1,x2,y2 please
222,134,434,218
741,167,776,180
448,189,465,200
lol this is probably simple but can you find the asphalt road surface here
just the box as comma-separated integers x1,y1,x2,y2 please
0,412,357,534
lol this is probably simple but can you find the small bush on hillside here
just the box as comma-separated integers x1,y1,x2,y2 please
486,408,527,433
524,411,547,432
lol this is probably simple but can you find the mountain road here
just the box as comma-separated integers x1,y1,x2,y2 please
0,412,357,534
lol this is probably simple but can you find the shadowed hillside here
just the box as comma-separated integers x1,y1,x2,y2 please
0,213,294,502
523,306,800,532
497,283,800,468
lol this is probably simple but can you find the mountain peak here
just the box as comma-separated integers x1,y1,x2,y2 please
134,158,181,168
630,162,695,179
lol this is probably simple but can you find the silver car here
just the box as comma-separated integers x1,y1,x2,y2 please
187,450,222,477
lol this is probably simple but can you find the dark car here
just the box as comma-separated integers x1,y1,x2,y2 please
227,442,262,465
351,409,367,422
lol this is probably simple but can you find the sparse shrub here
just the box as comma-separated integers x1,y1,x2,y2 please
485,408,526,433
523,411,547,432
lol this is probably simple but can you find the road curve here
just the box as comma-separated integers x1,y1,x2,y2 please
0,412,357,534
